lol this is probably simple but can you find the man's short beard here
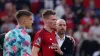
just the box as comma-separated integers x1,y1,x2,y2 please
58,31,65,35
26,24,32,28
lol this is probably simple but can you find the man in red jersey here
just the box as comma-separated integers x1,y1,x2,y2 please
32,10,57,56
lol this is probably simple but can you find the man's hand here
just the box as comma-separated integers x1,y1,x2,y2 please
66,35,75,46
52,44,63,55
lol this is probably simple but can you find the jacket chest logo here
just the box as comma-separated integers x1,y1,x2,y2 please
50,38,52,40
64,48,66,50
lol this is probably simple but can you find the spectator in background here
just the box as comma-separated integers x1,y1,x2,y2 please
64,0,73,7
0,2,17,33
30,0,42,14
55,0,66,19
72,0,84,25
94,0,100,9
31,9,44,41
89,17,100,44
43,0,54,9
0,2,17,24
67,29,73,37
79,39,100,56
33,9,44,33
12,0,30,10
95,0,100,16
73,25,88,56
73,25,88,43
87,0,96,18
96,9,100,16
0,0,5,12
88,0,95,11
0,22,16,33
21,4,31,11
62,7,75,30
83,0,99,17
0,0,5,26
82,0,91,9
54,0,62,7
30,0,57,14
78,17,100,56
80,10,94,32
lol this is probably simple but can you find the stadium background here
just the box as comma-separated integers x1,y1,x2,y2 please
0,0,100,56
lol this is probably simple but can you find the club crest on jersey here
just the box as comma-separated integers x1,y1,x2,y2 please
35,37,41,46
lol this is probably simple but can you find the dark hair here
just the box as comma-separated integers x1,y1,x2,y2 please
42,9,56,19
16,10,33,20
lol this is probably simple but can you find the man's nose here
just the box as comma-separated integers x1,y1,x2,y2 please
62,26,65,29
61,26,63,29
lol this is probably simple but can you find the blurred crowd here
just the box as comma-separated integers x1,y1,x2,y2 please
0,0,100,56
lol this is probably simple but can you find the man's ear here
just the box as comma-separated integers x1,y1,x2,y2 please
43,19,47,23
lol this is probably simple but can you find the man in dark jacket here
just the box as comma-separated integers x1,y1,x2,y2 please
53,19,74,56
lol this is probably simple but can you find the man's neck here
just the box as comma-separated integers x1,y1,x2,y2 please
44,25,52,33
58,34,65,40
18,24,25,28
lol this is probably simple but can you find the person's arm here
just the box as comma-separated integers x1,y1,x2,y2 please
66,35,75,46
32,31,42,56
32,46,40,56
20,35,31,56
3,32,17,56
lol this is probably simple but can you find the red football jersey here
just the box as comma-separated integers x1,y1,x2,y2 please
33,28,57,56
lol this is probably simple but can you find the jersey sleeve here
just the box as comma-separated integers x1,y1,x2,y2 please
33,31,42,48
3,31,18,56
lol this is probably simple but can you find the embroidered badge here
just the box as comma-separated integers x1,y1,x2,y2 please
35,37,41,46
